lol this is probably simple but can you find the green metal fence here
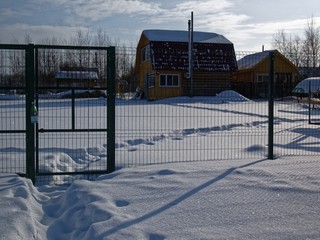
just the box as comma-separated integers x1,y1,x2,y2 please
0,45,27,176
0,44,116,184
1,44,320,184
115,49,320,168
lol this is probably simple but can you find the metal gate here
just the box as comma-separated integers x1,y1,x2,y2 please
0,44,116,183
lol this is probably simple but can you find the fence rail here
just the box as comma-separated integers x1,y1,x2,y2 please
1,44,320,184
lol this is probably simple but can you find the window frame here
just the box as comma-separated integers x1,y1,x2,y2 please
147,73,155,88
159,74,180,87
141,45,151,63
256,74,269,83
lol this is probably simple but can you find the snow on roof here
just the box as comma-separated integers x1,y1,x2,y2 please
237,51,272,70
142,29,232,44
150,41,237,72
55,71,98,80
292,77,320,93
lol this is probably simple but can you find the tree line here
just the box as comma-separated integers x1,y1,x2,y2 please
272,16,320,74
0,28,137,91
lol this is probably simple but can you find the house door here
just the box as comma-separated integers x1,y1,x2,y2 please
275,73,292,98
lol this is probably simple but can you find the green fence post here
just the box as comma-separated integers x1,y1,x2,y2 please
25,44,36,183
308,81,311,124
268,51,275,159
107,46,116,173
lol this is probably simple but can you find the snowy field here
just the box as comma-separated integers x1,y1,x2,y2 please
1,91,320,239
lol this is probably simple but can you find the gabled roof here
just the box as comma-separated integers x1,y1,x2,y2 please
299,67,320,77
150,41,237,72
139,29,237,72
55,71,98,80
237,51,272,70
142,29,232,44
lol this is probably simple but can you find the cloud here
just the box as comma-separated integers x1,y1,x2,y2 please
34,0,162,22
226,17,320,51
2,0,320,51
33,0,240,26
0,8,30,22
138,0,242,26
175,0,233,13
0,23,86,44
0,8,18,18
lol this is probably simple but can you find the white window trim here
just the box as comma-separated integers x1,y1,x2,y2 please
147,73,155,88
256,74,269,83
159,74,180,87
141,45,151,63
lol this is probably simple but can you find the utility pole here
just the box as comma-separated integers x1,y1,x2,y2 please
188,12,194,97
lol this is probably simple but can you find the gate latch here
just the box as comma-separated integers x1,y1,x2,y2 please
31,102,38,123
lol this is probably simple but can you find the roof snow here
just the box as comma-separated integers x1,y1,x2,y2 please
237,51,272,70
55,71,98,80
143,29,232,44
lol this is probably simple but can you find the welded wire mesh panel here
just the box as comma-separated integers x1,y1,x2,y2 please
0,46,26,174
309,106,320,124
271,56,320,157
115,47,320,168
36,131,107,183
274,99,320,156
116,49,279,168
35,46,110,183
0,133,26,174
116,98,269,168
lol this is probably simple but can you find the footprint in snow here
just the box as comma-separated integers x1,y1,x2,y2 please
127,147,138,152
115,199,129,207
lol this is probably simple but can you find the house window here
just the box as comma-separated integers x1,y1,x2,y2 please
147,74,155,88
256,74,269,83
141,45,151,62
275,73,292,83
160,74,179,87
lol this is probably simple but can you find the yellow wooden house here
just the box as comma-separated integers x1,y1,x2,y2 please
135,29,237,100
233,50,299,98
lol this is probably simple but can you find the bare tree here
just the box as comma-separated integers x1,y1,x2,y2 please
303,16,320,68
24,34,32,44
93,28,112,86
9,50,25,87
272,29,288,53
37,37,62,88
69,28,92,68
290,35,303,67
273,17,320,70
272,29,302,67
93,28,112,47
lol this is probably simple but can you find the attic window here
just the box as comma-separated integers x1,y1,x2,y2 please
141,45,151,62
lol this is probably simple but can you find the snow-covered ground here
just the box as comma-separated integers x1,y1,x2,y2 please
1,91,320,239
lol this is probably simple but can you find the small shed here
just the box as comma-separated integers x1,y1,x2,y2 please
233,50,299,98
135,29,237,100
55,71,98,88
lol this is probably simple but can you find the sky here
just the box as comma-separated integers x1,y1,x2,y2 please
0,0,320,51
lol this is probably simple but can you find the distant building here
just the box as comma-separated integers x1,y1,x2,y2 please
233,50,299,98
299,67,320,78
135,29,237,100
55,70,98,88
